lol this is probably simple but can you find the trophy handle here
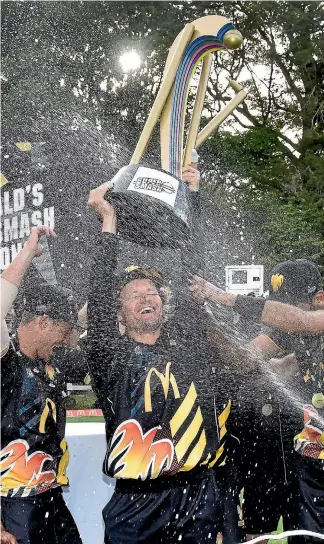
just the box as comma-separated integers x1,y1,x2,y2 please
130,15,245,177
195,78,247,149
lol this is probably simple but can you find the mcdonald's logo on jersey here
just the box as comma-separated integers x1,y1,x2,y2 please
144,362,180,412
39,398,57,434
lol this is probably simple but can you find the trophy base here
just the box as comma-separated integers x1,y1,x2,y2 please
107,165,193,249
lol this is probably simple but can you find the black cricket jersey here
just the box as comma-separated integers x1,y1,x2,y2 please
1,339,70,498
265,327,324,460
88,233,233,481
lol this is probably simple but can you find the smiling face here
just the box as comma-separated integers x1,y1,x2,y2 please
118,279,163,334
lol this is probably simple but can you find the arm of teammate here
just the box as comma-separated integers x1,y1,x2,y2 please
189,275,324,334
246,334,283,359
190,277,284,370
87,181,118,399
181,158,201,275
261,303,324,334
203,309,265,373
187,271,248,368
63,302,88,349
268,352,299,382
0,226,56,356
189,275,236,307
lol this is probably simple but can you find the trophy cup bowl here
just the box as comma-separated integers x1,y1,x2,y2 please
107,164,193,249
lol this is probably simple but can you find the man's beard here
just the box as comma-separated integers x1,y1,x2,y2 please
132,314,163,333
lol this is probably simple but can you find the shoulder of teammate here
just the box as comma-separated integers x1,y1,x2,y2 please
52,345,86,383
86,334,122,404
178,298,212,344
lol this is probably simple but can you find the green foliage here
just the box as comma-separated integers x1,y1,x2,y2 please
1,0,323,269
269,516,286,544
241,189,324,270
66,391,97,410
1,1,186,142
210,127,294,191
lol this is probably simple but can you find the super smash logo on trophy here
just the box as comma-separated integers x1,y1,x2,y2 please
106,14,246,248
133,177,176,195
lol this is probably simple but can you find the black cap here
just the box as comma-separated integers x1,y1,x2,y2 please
117,266,166,293
269,259,323,304
23,283,81,328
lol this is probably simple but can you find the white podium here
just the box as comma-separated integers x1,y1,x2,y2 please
63,422,115,544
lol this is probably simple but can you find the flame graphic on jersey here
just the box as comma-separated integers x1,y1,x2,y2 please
0,439,56,495
108,419,174,479
295,404,324,459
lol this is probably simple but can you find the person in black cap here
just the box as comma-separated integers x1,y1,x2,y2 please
190,260,324,543
232,262,301,543
1,226,82,544
245,259,324,544
87,180,238,544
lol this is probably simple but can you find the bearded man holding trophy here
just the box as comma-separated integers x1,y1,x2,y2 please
87,14,245,544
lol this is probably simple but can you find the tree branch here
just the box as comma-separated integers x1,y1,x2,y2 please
249,70,266,122
231,112,253,129
265,58,274,121
237,101,262,126
277,132,300,152
207,83,232,103
257,26,304,105
235,104,299,164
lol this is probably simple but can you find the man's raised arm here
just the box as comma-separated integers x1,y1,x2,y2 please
87,181,119,397
1,226,56,356
260,301,324,334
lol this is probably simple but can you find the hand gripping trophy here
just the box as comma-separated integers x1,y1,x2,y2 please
108,15,246,248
